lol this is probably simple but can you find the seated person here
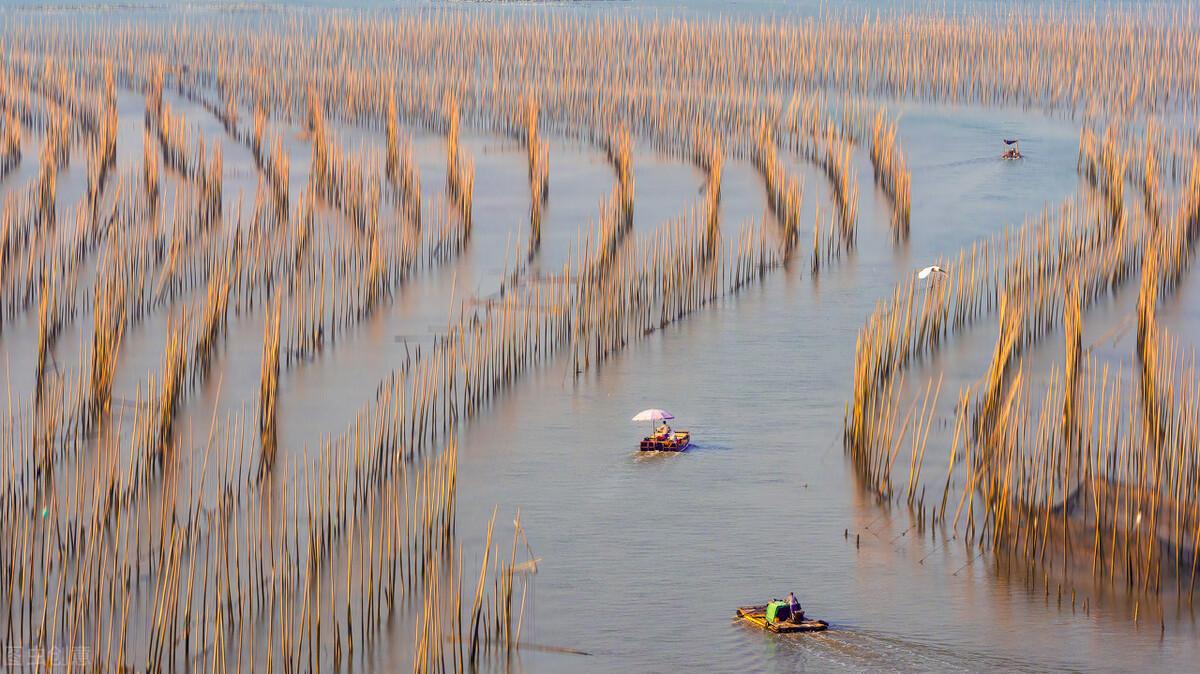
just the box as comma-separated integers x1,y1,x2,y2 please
654,423,672,439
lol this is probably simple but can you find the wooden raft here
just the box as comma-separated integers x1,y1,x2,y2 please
639,431,691,452
735,605,829,633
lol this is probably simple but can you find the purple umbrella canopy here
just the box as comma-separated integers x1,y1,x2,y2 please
631,409,675,422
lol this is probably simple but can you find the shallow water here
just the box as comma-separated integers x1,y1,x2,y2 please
443,98,1199,671
3,3,1200,673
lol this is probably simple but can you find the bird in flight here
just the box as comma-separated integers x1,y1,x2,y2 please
918,265,947,279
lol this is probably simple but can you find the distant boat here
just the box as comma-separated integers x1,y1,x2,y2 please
631,408,691,452
1001,138,1023,160
735,605,829,633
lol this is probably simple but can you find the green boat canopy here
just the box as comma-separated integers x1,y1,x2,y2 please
765,601,786,623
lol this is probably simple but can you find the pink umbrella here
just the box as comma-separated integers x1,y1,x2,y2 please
632,408,675,434
631,409,675,422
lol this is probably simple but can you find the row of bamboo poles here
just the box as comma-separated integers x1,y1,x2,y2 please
0,17,865,672
0,43,509,670
35,8,1194,159
1,105,23,178
844,118,1200,613
28,7,1152,352
3,5,1197,667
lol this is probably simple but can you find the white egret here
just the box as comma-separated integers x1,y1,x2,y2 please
918,265,947,280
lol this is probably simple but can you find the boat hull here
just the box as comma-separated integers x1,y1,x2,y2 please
639,431,691,452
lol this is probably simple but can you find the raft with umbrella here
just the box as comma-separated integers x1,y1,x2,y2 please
1001,138,1023,159
631,409,691,451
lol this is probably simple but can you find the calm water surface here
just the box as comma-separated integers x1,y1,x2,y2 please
3,2,1198,672
446,101,1200,672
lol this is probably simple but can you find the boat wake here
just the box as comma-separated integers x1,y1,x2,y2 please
764,626,1059,673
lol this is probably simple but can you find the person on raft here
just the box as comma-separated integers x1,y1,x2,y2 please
785,592,805,623
654,422,673,439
